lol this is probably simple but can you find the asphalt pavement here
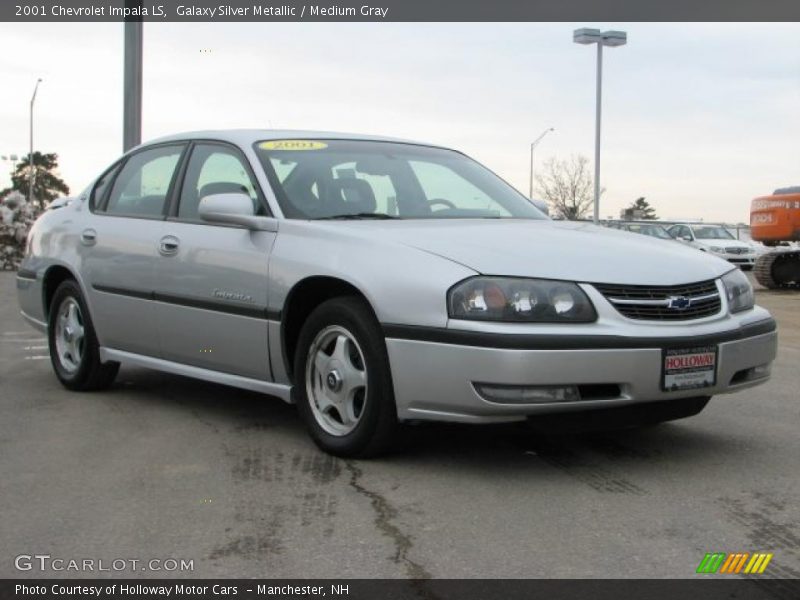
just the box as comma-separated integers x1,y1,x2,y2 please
1,271,799,580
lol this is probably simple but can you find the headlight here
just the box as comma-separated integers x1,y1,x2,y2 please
709,246,725,253
448,277,597,323
721,269,754,313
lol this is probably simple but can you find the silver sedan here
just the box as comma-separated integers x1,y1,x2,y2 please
17,131,777,456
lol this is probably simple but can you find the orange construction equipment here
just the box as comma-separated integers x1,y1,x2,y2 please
750,186,800,288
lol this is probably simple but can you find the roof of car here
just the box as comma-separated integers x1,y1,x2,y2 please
143,129,436,149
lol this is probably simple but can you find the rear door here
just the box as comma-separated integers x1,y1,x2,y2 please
153,141,276,381
81,143,186,356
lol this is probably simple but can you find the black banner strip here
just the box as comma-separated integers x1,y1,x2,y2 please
2,579,799,600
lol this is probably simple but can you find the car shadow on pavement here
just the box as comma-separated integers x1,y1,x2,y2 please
113,365,303,431
109,366,758,481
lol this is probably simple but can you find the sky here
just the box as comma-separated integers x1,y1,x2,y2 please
0,22,798,222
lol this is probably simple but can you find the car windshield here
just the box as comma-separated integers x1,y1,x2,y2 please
693,226,735,240
624,224,672,239
253,139,547,220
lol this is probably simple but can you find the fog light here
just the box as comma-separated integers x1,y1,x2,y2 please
730,363,772,385
474,383,580,404
751,363,772,379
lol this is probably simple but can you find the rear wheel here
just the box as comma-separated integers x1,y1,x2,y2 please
294,296,397,457
48,279,119,391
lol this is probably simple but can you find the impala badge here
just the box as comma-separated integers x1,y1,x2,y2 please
213,289,254,303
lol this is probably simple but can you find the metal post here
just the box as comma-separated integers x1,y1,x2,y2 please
593,43,603,224
123,19,143,152
29,78,41,206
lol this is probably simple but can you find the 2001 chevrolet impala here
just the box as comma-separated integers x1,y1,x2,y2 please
17,131,777,456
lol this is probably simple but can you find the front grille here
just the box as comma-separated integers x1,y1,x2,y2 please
725,247,749,255
593,279,721,321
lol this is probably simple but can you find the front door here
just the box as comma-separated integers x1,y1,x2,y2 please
153,142,276,381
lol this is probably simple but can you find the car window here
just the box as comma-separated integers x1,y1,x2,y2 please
673,225,690,239
105,145,184,218
332,162,398,215
177,144,262,221
408,161,511,216
693,226,735,240
628,224,672,239
650,226,672,239
90,163,121,211
255,139,545,220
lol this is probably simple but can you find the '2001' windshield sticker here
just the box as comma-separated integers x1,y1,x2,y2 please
259,140,328,151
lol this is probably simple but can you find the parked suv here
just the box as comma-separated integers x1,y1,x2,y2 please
17,131,776,456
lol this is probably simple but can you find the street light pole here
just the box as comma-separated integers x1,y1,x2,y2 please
529,127,555,199
29,78,42,206
573,28,627,224
593,42,603,225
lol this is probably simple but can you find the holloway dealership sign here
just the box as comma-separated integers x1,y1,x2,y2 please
3,0,800,21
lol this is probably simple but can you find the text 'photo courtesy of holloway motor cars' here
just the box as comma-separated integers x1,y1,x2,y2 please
16,131,777,457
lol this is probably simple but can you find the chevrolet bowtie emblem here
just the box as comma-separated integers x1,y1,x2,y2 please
667,296,691,310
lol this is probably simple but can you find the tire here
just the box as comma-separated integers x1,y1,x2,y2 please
527,396,711,434
293,296,398,457
48,279,119,391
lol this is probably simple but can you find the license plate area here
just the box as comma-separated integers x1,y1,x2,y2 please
662,345,718,391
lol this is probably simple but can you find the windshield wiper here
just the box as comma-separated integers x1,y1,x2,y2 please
316,213,400,220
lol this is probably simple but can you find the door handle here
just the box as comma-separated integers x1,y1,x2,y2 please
80,229,97,246
159,235,180,256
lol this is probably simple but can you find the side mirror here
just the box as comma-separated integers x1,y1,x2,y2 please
198,193,277,231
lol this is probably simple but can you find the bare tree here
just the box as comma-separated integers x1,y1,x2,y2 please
535,154,599,220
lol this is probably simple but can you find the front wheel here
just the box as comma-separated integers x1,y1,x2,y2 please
48,279,119,391
294,297,397,457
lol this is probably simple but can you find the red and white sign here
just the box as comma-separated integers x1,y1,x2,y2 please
663,346,717,391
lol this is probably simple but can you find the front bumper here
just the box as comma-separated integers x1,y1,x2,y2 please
723,254,755,267
385,316,777,424
706,250,755,266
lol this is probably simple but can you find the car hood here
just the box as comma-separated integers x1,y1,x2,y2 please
330,219,733,285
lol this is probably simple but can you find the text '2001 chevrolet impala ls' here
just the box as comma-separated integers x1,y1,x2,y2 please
16,131,777,456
